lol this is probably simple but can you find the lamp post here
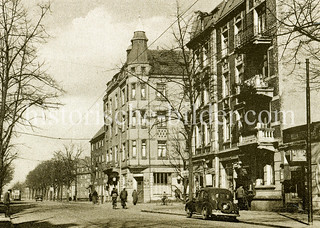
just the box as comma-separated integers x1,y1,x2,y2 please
306,59,313,224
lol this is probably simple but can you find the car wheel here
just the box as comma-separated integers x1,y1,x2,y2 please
202,206,209,220
186,207,192,218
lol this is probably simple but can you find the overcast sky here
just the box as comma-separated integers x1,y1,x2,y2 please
11,0,219,185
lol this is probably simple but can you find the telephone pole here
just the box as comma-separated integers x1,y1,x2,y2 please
306,59,313,224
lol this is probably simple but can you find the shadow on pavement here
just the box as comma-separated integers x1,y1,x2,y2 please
277,213,309,226
0,202,37,215
238,220,291,228
13,221,77,228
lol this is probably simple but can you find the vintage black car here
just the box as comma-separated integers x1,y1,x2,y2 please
35,195,43,201
185,187,239,220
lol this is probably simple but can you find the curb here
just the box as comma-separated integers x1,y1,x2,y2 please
141,209,185,217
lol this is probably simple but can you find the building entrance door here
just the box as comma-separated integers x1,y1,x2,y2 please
135,177,144,203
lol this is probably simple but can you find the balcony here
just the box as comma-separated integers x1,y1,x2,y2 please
238,123,275,148
235,23,272,53
238,74,273,101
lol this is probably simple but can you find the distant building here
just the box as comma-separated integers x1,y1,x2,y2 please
90,127,107,201
74,156,92,200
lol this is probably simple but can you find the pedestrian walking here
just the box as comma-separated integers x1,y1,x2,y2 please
92,190,98,204
111,187,118,209
3,189,12,217
120,188,128,209
132,189,138,205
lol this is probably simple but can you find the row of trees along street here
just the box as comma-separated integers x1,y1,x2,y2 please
2,0,320,201
25,144,83,201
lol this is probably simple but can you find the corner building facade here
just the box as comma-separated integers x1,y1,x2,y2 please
103,27,184,202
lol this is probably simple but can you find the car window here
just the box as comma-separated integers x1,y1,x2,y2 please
217,193,231,199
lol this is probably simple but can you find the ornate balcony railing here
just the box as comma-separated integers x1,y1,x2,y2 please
238,123,275,146
235,23,272,51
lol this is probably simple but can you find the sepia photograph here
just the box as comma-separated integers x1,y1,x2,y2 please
1,0,320,227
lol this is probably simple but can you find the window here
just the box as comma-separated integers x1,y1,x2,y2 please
109,98,112,111
132,112,136,127
204,123,210,146
141,66,146,74
122,142,126,161
255,4,266,35
223,114,230,142
153,173,171,185
222,73,230,98
196,125,202,148
115,94,118,109
131,83,136,99
140,110,147,127
221,25,229,57
141,83,146,99
115,146,118,163
203,84,209,105
157,111,166,127
234,13,242,47
158,141,167,157
121,114,126,132
267,47,275,77
121,87,126,105
156,84,166,99
141,140,146,158
132,140,137,158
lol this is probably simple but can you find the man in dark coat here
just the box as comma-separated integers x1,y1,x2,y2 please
120,188,128,209
3,189,12,217
92,190,98,204
132,189,138,205
111,187,118,209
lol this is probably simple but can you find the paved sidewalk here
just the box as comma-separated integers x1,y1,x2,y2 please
140,202,320,227
0,213,11,228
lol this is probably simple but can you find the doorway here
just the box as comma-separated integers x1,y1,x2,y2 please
135,177,144,203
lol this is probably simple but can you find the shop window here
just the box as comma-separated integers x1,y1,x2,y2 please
153,173,171,185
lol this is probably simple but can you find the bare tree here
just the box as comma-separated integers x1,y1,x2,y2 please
54,144,83,201
0,0,62,196
270,0,320,85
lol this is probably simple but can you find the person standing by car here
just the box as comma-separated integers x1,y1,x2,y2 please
111,187,118,209
3,189,12,217
236,185,245,210
132,189,138,205
120,188,128,209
